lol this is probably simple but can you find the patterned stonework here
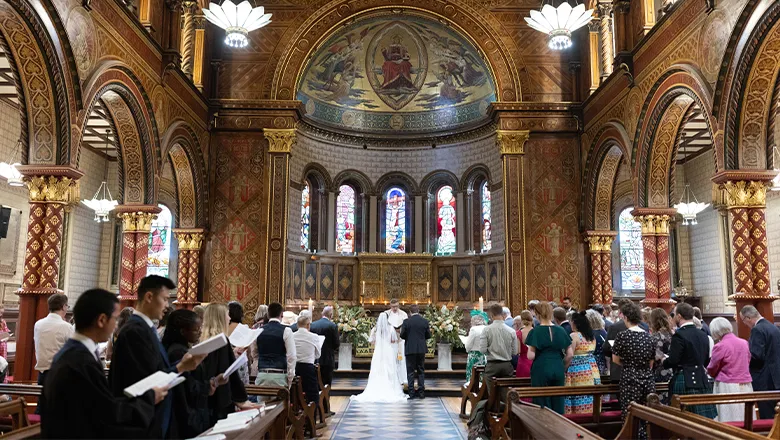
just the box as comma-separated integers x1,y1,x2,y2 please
116,207,160,306
169,144,198,228
102,92,147,204
585,231,616,304
633,211,676,309
594,146,622,230
174,229,205,308
647,95,693,208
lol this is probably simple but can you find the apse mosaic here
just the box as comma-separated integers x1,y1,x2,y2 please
297,14,496,134
147,204,172,277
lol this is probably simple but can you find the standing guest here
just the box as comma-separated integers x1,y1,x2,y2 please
282,310,299,326
109,275,205,439
34,293,73,391
693,317,715,357
0,305,10,378
599,304,614,332
290,309,311,332
649,308,674,386
293,314,322,404
193,305,205,320
612,301,655,439
40,289,168,439
601,299,633,383
227,301,250,385
515,310,534,378
693,307,711,336
586,309,608,378
528,300,541,327
311,305,340,388
157,306,173,339
201,304,257,424
162,310,219,438
740,305,780,419
553,307,572,334
255,302,297,387
663,302,716,419
479,304,517,400
464,312,487,385
401,304,432,398
707,317,753,423
253,304,269,329
526,302,573,414
562,297,573,312
106,306,134,361
502,307,514,327
564,311,601,414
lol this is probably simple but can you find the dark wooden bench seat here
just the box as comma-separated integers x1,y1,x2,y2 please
671,390,780,433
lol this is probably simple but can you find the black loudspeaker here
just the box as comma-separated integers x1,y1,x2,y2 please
0,207,10,239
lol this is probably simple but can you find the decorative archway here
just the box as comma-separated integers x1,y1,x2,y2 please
582,122,631,231
161,121,208,228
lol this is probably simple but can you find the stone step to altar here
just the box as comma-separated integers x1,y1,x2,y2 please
334,368,467,377
330,377,464,397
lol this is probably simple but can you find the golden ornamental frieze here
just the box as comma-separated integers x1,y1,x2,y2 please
26,176,79,204
174,229,205,252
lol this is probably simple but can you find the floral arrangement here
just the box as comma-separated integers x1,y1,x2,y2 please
334,303,372,346
424,305,465,347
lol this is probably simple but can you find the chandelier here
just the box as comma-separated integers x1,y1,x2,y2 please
674,183,709,225
771,145,780,191
203,1,272,48
0,140,24,187
81,130,117,222
524,2,594,50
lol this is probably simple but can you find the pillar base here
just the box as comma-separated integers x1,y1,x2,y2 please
731,293,778,339
173,300,200,310
640,297,677,313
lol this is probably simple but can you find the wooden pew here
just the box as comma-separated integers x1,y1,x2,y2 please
288,377,316,440
460,365,487,419
315,364,330,426
0,385,41,425
243,385,290,439
671,390,780,433
0,399,39,439
646,394,769,439
508,399,602,440
197,402,286,440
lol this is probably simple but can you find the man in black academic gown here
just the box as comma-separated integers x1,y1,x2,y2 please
109,275,204,439
741,305,780,419
41,288,168,439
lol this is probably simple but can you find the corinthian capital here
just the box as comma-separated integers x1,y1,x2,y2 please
496,130,530,156
264,128,297,154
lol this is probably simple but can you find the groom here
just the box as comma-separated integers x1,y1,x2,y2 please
400,304,431,399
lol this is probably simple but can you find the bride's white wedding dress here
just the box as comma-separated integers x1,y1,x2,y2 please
350,313,409,403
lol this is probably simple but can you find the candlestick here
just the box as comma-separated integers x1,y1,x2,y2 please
415,300,418,305
401,300,405,305
372,300,375,306
479,296,484,312
362,281,365,298
308,298,313,313
426,281,430,299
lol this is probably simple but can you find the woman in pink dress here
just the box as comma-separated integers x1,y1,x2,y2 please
516,310,534,377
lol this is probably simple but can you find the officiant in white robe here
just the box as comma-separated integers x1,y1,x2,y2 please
386,300,408,385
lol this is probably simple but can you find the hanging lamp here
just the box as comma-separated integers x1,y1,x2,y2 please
0,140,24,187
524,1,594,50
81,130,118,222
770,145,780,191
203,1,272,48
673,139,709,225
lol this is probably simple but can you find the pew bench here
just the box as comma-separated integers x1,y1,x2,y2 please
197,401,286,440
315,364,331,426
0,399,38,439
0,385,41,425
243,385,290,439
646,394,769,439
671,390,780,433
508,399,603,440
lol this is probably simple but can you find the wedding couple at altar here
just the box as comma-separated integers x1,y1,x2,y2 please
351,300,432,402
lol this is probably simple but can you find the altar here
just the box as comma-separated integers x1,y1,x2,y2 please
359,253,433,304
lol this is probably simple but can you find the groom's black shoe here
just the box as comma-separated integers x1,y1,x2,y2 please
418,391,425,400
408,391,418,399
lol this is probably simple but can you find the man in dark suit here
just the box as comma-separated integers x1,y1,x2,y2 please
601,299,634,382
400,304,431,399
41,288,168,439
553,307,572,334
109,275,204,438
310,306,339,389
741,305,780,419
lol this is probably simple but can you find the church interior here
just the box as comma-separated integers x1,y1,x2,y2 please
1,0,780,438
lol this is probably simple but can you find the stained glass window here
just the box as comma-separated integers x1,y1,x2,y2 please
336,184,356,253
436,186,456,255
619,207,645,290
147,204,172,277
300,183,311,250
385,187,406,253
481,182,492,252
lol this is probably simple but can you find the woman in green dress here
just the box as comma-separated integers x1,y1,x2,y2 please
464,311,488,385
526,301,574,414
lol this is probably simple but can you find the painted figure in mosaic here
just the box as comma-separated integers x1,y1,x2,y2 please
436,186,456,254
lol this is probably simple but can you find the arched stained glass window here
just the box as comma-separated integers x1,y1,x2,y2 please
618,207,645,290
481,182,492,252
385,187,406,253
300,183,311,250
147,204,172,277
336,184,356,253
436,186,456,255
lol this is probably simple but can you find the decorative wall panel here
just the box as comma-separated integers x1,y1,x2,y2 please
438,265,454,302
320,264,335,300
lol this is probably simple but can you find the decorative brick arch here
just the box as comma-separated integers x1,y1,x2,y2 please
161,121,208,228
266,3,522,102
420,170,460,195
332,169,373,194
168,144,197,228
581,122,631,230
593,146,624,230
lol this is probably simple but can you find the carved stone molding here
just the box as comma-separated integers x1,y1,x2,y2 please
496,130,529,156
115,205,162,232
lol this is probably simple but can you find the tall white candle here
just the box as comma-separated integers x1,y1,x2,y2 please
308,298,313,313
362,281,365,298
426,282,430,299
479,296,484,312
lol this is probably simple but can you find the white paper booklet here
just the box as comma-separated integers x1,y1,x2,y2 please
228,324,263,348
223,351,248,378
124,371,185,398
458,335,469,346
189,333,228,356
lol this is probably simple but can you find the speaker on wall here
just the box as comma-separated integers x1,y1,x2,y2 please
0,206,10,239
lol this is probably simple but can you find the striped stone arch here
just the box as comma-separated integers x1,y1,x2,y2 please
161,121,208,228
582,122,631,230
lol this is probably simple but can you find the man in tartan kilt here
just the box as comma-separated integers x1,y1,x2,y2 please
663,302,717,418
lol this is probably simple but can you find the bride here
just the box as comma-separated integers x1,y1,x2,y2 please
350,312,409,403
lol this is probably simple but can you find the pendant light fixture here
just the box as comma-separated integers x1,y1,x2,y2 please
203,1,272,48
524,1,594,50
673,139,709,225
770,145,780,191
81,130,118,222
0,140,24,187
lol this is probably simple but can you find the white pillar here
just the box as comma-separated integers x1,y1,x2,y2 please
369,195,378,252
415,195,424,253
327,191,336,252
456,191,465,254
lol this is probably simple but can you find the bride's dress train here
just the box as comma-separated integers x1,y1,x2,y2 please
350,313,408,403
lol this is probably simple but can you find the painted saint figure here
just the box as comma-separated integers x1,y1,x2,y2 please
386,188,406,253
436,186,456,254
380,34,415,91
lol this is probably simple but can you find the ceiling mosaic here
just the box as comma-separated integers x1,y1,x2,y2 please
297,14,497,136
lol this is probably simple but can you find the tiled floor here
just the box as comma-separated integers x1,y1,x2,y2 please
331,377,465,393
321,396,468,439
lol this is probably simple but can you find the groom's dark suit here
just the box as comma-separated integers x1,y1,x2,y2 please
400,313,431,396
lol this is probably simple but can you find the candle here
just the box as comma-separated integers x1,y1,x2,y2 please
384,300,388,305
426,282,430,298
415,300,418,305
372,300,375,306
308,298,313,313
479,296,484,312
401,300,405,305
362,281,365,298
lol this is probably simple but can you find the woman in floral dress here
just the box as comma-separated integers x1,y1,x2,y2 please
464,312,487,385
564,311,601,414
649,308,674,401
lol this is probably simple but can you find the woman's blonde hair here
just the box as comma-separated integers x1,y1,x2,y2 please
585,309,604,330
201,303,228,342
520,310,533,327
535,301,553,321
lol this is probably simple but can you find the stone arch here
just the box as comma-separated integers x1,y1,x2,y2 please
581,122,631,230
633,70,716,208
376,171,419,196
161,121,208,228
420,170,460,196
300,163,332,191
78,66,160,204
591,145,625,231
461,164,492,192
331,169,373,195
267,3,522,102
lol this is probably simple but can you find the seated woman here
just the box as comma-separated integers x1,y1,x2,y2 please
707,317,753,423
526,301,573,415
564,311,601,414
464,311,487,385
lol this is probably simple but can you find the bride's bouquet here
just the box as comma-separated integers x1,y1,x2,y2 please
334,303,372,345
424,305,465,347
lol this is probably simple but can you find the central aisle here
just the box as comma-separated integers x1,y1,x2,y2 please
324,397,467,439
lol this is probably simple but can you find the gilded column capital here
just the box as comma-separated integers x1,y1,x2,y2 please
115,205,162,233
264,128,296,154
496,130,530,156
174,228,206,251
584,230,617,252
632,214,671,235
719,180,769,208
26,175,80,204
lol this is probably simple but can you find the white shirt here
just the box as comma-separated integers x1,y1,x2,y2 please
293,328,322,364
385,309,408,328
71,332,100,362
132,310,155,328
465,324,485,352
34,313,74,371
267,318,297,379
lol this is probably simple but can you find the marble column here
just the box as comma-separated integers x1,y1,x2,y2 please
584,231,617,305
180,1,197,79
116,206,160,309
263,129,294,304
588,21,600,93
598,3,614,80
713,172,778,338
14,166,82,382
632,209,677,312
497,129,529,312
173,228,204,309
